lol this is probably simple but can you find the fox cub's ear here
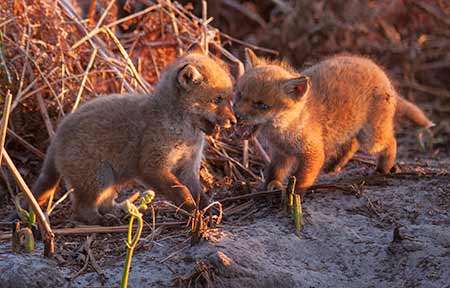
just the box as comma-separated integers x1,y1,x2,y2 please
283,76,311,99
244,48,260,70
186,43,205,54
177,64,204,90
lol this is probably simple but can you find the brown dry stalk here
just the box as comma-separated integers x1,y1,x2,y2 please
223,0,267,28
69,236,92,280
396,80,450,99
148,47,160,79
162,0,184,56
17,10,65,114
210,42,244,77
6,129,45,159
1,166,14,199
0,221,186,241
0,90,12,166
72,48,98,112
36,92,55,138
86,0,97,23
411,0,450,29
220,189,283,203
242,140,249,168
71,3,162,50
220,167,450,203
13,67,58,110
253,137,271,164
96,0,115,29
58,0,135,93
0,17,16,28
219,32,279,55
0,32,12,84
211,145,260,180
2,149,54,256
105,27,150,93
201,0,208,54
223,200,254,216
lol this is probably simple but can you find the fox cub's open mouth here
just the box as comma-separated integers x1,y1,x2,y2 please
199,117,219,135
200,115,237,136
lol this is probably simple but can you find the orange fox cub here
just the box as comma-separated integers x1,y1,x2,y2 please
30,45,236,224
234,49,434,197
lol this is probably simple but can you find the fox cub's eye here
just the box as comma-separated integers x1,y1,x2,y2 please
254,101,269,110
211,96,223,104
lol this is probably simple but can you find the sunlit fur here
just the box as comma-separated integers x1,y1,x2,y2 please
234,50,433,196
29,50,236,224
236,63,308,127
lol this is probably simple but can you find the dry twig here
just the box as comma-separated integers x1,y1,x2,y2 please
72,48,98,112
2,150,54,257
0,90,12,166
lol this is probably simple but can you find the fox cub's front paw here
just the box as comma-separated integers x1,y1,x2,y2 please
267,180,284,191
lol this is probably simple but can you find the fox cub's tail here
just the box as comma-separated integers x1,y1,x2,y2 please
31,143,61,207
396,96,435,128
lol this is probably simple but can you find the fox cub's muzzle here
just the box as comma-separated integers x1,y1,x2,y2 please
219,104,237,129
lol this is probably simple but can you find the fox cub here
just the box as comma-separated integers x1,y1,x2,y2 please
30,45,236,224
234,49,434,197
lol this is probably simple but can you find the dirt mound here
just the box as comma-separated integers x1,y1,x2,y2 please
0,253,67,288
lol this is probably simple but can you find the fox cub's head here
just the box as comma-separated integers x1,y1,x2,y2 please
158,44,236,135
233,49,311,139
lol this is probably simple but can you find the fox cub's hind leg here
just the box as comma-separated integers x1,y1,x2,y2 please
367,98,397,174
28,144,60,208
96,162,122,217
97,187,121,216
70,183,103,225
330,138,360,173
71,185,122,225
69,161,121,225
376,137,397,173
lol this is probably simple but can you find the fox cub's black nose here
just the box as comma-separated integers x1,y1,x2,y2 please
230,116,238,126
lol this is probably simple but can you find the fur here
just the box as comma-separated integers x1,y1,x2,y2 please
30,49,236,224
234,49,433,197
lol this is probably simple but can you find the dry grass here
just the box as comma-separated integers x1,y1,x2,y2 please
0,0,262,254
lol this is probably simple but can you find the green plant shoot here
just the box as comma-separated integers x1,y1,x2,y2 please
293,194,304,232
121,190,155,288
14,193,36,226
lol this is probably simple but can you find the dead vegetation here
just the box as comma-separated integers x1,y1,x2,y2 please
0,0,449,286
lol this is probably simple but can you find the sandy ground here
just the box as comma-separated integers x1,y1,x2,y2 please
1,152,448,288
